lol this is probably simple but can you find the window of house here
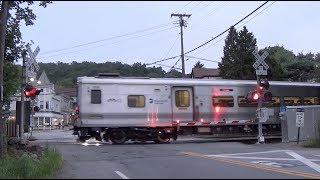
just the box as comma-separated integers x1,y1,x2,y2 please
175,90,190,107
213,96,234,107
91,90,101,104
45,117,50,124
128,95,145,107
46,101,49,109
40,101,44,110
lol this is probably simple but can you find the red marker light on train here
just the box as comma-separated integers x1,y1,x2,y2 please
215,106,221,113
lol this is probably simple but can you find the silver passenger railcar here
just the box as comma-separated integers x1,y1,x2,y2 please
74,73,320,144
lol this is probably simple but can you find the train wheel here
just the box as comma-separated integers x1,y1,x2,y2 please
78,137,86,143
110,129,127,144
154,131,170,144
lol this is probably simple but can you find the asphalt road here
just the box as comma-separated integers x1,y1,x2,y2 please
28,129,320,179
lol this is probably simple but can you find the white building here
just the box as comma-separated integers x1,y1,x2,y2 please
10,71,72,128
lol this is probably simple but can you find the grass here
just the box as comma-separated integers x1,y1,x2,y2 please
303,138,320,148
0,145,63,179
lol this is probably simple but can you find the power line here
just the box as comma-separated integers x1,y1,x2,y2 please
38,26,178,59
191,1,276,57
185,55,220,63
184,1,269,55
39,22,174,56
175,1,193,13
187,1,203,13
146,1,269,67
237,1,276,28
191,1,215,15
161,34,180,62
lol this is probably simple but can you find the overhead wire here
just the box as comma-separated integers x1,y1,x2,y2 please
183,1,269,55
146,1,270,67
39,22,175,56
38,25,179,59
188,1,276,64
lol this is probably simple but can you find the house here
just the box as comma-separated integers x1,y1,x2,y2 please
191,68,221,79
9,71,73,129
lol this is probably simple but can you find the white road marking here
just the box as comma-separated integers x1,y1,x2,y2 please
115,171,129,179
206,150,289,156
286,151,320,173
206,155,320,162
251,161,294,168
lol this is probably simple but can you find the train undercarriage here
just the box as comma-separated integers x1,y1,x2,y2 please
73,123,281,144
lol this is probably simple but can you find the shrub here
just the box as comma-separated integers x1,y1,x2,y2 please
0,146,63,179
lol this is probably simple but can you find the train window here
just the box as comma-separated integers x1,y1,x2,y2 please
91,90,101,104
213,96,234,107
128,95,145,107
175,90,190,107
265,97,280,107
283,97,301,106
303,97,319,105
238,96,257,107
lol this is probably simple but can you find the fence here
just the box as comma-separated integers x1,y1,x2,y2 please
5,119,19,137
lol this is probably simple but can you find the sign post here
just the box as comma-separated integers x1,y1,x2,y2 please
296,108,304,144
21,45,40,141
252,47,269,144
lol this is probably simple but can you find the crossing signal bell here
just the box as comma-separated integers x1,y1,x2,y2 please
259,78,272,102
24,85,42,100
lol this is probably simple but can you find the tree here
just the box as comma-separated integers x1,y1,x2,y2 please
235,26,257,80
218,26,257,80
193,61,204,68
260,46,296,80
218,26,238,79
0,1,52,157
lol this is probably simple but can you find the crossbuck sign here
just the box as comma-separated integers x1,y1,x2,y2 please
252,47,269,75
25,45,40,78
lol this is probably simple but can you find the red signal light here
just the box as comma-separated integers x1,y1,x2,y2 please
264,91,273,101
24,87,37,98
252,92,261,101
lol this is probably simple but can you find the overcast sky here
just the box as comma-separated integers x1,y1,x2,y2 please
19,1,320,74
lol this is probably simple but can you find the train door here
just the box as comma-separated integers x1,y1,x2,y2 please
171,87,194,122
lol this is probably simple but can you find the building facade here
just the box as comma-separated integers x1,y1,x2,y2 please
10,71,73,128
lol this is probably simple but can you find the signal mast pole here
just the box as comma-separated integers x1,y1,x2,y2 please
171,13,191,78
20,51,27,140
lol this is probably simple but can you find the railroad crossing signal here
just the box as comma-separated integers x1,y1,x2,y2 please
253,47,269,76
26,45,40,78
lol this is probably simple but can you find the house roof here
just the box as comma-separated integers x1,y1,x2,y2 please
55,87,77,97
191,68,220,78
38,71,52,85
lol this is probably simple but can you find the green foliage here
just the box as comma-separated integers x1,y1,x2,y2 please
218,26,257,80
38,61,169,88
2,1,52,105
3,62,21,102
303,138,320,148
260,46,295,80
193,61,204,68
0,146,63,179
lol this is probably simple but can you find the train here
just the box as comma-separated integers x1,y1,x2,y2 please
72,73,320,144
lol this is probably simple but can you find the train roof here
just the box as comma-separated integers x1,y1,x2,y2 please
77,76,320,87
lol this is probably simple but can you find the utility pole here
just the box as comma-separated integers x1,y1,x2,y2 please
171,13,191,78
0,1,10,157
20,50,27,141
